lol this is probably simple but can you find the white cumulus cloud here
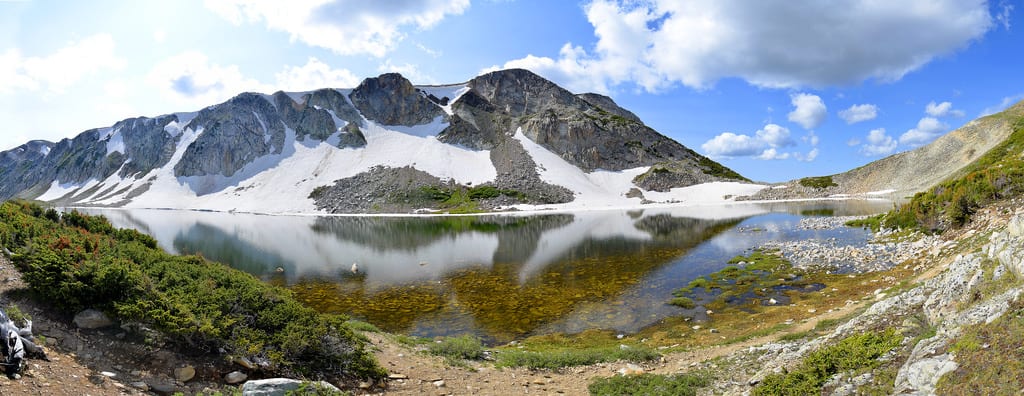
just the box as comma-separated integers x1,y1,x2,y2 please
898,117,948,146
490,0,995,93
701,132,764,157
204,0,469,57
275,57,360,91
861,128,898,156
787,93,827,129
702,123,799,160
0,34,125,94
756,123,796,147
147,51,269,109
924,101,964,117
838,104,878,124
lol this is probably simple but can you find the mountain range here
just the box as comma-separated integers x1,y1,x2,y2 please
3,67,1022,214
0,69,752,214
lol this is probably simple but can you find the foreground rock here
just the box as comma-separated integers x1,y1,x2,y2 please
717,205,1024,394
241,378,341,396
73,309,113,329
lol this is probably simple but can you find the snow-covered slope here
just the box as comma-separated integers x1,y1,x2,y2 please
2,70,759,214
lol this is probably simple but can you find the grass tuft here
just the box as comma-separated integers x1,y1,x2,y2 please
588,373,710,396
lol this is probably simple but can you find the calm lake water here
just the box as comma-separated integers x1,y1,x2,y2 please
82,200,891,344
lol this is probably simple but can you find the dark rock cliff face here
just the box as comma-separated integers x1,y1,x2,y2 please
442,68,726,184
0,140,55,199
303,89,366,148
174,93,286,178
114,116,180,178
349,73,445,126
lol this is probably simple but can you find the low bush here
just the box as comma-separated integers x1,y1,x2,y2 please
427,335,486,363
753,329,901,395
588,373,710,396
0,201,384,381
496,345,659,370
798,176,838,189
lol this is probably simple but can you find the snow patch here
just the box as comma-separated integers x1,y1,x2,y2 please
511,128,767,211
418,84,471,116
384,115,449,138
105,128,125,155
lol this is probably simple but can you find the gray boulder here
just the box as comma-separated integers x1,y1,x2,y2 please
241,378,340,396
73,309,113,329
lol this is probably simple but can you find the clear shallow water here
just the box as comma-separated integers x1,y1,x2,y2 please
82,200,891,343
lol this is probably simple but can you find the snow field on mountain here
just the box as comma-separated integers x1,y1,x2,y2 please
512,129,767,211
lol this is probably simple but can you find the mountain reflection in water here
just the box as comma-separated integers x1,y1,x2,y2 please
84,200,890,343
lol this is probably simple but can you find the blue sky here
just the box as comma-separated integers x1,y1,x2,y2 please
1,0,1021,182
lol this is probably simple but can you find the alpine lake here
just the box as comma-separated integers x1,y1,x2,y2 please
81,200,891,345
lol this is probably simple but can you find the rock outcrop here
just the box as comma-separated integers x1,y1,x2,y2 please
350,73,444,126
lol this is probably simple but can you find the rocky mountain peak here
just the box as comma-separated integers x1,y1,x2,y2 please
577,93,641,123
350,73,444,126
468,68,586,116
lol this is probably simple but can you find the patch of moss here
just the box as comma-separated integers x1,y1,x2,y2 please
671,250,810,313
798,176,838,189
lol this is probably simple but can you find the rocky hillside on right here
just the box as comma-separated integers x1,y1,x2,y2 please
744,100,1024,202
705,100,1024,394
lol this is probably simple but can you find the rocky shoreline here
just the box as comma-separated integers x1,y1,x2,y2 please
760,216,942,274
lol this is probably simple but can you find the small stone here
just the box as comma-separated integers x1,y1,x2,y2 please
100,371,117,377
130,381,149,391
358,381,373,389
73,309,113,329
224,371,247,384
617,364,644,376
710,328,719,333
433,380,446,388
389,373,409,380
173,365,195,382
148,381,177,395
692,325,701,330
233,357,256,369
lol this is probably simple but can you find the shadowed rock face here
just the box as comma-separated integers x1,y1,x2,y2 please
350,73,445,126
447,69,719,175
175,93,286,178
115,116,180,178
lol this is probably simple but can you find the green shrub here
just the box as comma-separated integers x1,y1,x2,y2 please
753,329,901,395
3,304,30,328
427,335,486,363
798,176,838,189
0,201,384,381
496,345,659,370
589,373,710,396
